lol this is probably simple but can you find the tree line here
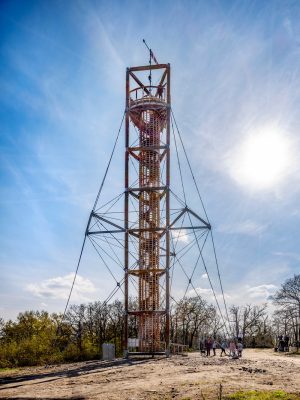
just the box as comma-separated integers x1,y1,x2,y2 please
0,274,299,367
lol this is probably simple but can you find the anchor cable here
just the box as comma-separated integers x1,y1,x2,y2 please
59,111,125,324
171,109,231,333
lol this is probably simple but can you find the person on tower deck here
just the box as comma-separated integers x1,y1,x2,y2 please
157,84,164,99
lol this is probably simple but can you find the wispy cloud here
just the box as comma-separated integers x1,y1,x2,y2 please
183,286,231,313
26,273,96,302
217,220,267,236
272,251,300,262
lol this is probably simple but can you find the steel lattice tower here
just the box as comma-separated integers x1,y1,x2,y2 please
124,63,171,356
86,59,211,357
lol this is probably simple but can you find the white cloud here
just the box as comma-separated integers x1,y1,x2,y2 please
195,288,213,296
245,284,278,300
185,283,277,308
218,283,279,310
217,220,267,236
201,273,208,279
171,229,190,244
273,251,300,262
26,273,96,302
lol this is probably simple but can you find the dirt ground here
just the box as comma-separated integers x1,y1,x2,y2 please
0,349,299,399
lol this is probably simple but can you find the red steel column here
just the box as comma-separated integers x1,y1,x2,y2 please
124,68,130,356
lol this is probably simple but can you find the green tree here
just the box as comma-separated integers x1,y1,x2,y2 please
0,311,60,367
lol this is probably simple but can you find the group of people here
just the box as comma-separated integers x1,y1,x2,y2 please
200,337,243,358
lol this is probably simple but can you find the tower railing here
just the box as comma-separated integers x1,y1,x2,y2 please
129,85,167,104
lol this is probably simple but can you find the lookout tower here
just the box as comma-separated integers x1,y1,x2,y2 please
86,55,212,358
124,63,171,356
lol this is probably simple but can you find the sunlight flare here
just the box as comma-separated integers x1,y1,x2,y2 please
230,125,293,190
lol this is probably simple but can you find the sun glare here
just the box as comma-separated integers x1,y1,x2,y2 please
230,126,292,190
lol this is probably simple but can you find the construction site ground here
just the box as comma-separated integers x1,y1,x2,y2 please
0,349,299,399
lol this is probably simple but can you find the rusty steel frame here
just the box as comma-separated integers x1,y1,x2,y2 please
124,63,171,357
83,60,213,358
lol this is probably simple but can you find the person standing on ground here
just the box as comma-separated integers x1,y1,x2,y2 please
284,335,289,352
199,339,205,355
220,340,227,356
206,337,212,356
212,339,217,356
229,339,236,357
237,341,243,357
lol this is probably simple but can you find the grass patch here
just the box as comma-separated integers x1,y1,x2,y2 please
225,390,300,400
0,367,20,374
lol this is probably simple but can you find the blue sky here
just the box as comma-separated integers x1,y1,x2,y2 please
1,0,300,321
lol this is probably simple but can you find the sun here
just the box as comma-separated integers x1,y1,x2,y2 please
230,125,292,190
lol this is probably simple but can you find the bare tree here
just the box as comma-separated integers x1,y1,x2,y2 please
229,304,268,346
172,297,217,348
230,305,241,338
273,274,300,347
0,318,4,340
